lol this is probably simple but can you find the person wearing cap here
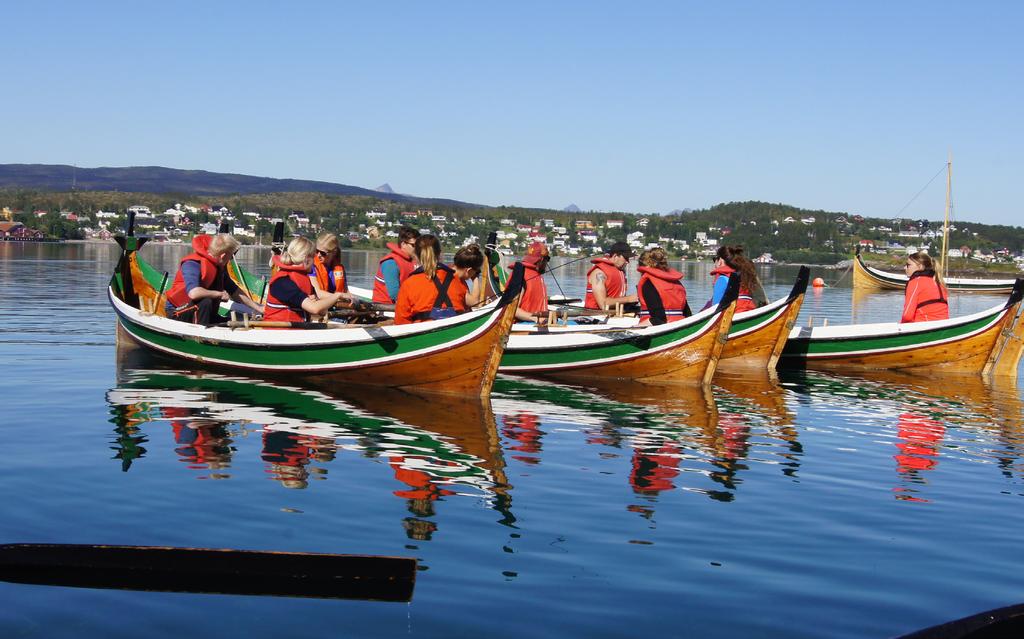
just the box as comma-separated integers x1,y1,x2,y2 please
514,241,550,323
584,241,639,310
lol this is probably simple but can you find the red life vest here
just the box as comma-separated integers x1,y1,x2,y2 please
265,262,314,323
901,271,949,323
584,258,627,309
710,265,756,313
312,255,347,293
637,266,688,324
165,235,225,308
372,242,416,303
519,261,549,315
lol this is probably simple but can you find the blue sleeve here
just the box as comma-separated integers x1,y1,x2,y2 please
710,275,729,306
382,259,401,301
181,261,201,294
269,278,309,311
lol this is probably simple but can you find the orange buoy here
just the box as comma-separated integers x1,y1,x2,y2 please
812,277,826,288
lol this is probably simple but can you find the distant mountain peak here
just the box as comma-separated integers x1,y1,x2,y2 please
563,203,581,213
375,183,394,194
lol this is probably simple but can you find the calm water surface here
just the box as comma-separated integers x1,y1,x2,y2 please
1,242,1023,638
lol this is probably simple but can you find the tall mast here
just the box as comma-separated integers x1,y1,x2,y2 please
940,151,952,281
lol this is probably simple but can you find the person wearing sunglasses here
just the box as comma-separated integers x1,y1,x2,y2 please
309,232,350,296
900,251,948,323
585,241,638,311
265,237,350,324
372,226,421,304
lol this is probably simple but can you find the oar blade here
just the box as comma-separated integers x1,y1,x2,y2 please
0,544,416,602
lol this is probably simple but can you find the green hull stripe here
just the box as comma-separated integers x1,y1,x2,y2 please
118,306,490,369
780,312,1001,359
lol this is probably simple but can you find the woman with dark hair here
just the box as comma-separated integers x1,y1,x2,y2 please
636,247,689,326
706,245,765,313
901,251,948,323
394,237,484,324
373,226,420,303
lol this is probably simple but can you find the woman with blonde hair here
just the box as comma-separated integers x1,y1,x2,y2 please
165,233,264,324
636,247,689,325
309,232,349,295
901,251,948,323
394,236,483,324
265,237,351,324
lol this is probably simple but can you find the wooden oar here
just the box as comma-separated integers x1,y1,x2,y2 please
336,299,395,313
226,320,343,330
0,543,415,602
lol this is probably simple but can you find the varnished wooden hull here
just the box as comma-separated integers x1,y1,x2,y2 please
779,279,1024,376
718,266,809,372
853,250,1016,293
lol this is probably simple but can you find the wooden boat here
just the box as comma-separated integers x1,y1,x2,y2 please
853,247,1017,293
501,268,809,376
109,226,524,396
778,278,1024,376
498,277,740,384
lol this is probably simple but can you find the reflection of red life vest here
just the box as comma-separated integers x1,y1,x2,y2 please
261,431,313,467
637,266,687,324
710,266,756,313
372,243,416,303
519,261,549,315
265,262,313,323
389,456,456,500
166,235,224,308
630,443,682,493
312,255,347,293
172,423,227,467
502,413,543,464
584,258,627,309
895,412,945,472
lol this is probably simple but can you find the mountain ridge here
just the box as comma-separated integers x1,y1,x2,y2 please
0,164,478,208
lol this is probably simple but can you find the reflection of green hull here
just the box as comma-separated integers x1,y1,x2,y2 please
109,369,498,488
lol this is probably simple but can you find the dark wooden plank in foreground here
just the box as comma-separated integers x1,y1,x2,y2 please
0,544,415,602
896,603,1024,639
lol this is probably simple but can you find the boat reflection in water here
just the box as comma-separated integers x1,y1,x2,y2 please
492,370,802,509
779,369,1024,502
108,352,511,540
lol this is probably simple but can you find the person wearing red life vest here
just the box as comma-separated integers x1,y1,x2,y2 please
165,233,264,324
901,251,949,323
309,232,348,296
584,241,639,310
636,247,690,325
515,241,551,323
393,237,484,324
265,237,352,324
372,226,420,303
705,245,765,313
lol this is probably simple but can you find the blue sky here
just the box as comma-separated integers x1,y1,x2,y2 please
3,1,1021,225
